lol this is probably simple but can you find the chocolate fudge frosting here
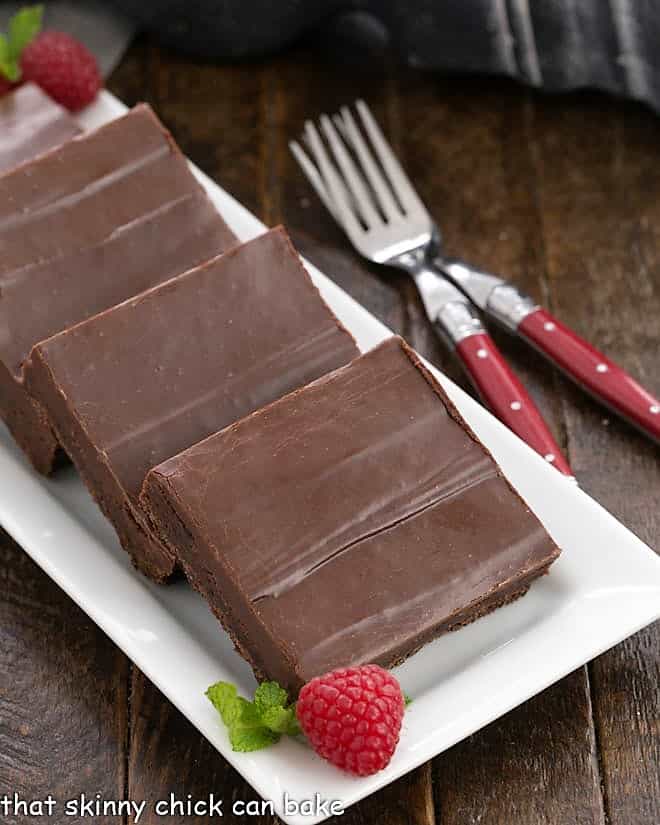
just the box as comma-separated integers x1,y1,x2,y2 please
142,337,561,693
0,84,80,173
25,227,359,581
0,102,236,473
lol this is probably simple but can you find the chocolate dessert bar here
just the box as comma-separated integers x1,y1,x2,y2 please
25,228,359,581
141,337,561,693
0,102,236,473
0,84,80,172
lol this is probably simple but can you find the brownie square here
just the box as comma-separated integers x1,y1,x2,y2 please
141,337,561,693
0,83,80,172
0,102,236,473
24,227,359,581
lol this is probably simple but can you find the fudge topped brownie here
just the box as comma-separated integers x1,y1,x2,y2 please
0,83,80,173
0,102,236,473
25,227,359,580
141,336,560,693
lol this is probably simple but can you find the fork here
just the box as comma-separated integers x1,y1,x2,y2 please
293,101,660,450
291,101,573,475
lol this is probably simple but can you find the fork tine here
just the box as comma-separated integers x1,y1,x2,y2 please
332,113,348,139
331,111,396,224
300,130,369,224
303,120,364,242
355,99,427,216
319,114,382,229
289,139,341,222
336,105,403,223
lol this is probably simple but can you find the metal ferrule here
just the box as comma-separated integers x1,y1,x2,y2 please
389,246,486,346
435,300,486,347
485,283,539,331
440,258,504,310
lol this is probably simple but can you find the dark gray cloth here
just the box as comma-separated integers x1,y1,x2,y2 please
109,0,660,112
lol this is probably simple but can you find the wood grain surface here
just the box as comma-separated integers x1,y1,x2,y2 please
0,32,658,825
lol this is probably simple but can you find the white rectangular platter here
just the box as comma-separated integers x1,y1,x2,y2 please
0,91,658,825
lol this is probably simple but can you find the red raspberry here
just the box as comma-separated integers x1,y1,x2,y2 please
21,31,101,112
296,664,405,776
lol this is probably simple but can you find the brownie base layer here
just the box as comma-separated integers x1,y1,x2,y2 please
143,469,553,696
25,352,176,581
0,362,64,474
143,476,300,686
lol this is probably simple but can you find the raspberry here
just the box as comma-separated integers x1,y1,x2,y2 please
296,664,405,776
21,31,101,112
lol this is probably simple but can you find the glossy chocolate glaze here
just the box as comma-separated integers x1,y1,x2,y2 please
0,84,80,173
0,103,236,473
142,337,561,692
25,228,359,580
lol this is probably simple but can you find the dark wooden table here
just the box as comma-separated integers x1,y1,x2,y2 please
1,35,658,825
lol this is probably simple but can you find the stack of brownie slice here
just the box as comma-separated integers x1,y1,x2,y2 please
24,227,359,580
1,92,560,693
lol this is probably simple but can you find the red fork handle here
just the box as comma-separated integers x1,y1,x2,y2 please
456,332,573,475
518,309,660,443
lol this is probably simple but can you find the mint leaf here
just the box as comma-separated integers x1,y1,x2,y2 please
229,699,280,752
0,5,43,82
254,681,288,715
0,33,19,82
8,5,43,59
206,682,241,728
261,704,301,736
230,724,279,752
206,678,299,753
207,684,276,751
254,680,300,735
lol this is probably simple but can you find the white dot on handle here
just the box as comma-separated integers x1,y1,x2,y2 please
510,401,522,410
477,348,488,359
651,405,660,414
596,363,608,373
544,453,556,463
544,321,556,332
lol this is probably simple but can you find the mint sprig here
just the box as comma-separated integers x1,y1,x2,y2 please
0,5,43,82
206,680,301,752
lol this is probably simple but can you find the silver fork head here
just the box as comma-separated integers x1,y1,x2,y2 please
290,100,436,266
